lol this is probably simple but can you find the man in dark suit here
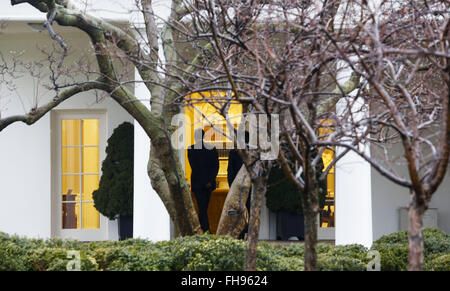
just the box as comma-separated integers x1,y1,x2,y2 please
188,128,220,232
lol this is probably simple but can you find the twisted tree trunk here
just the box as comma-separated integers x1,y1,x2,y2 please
216,165,252,237
245,166,269,271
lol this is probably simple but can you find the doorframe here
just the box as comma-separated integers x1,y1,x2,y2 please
51,110,109,241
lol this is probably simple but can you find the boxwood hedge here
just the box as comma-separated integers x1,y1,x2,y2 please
371,227,450,271
0,227,448,271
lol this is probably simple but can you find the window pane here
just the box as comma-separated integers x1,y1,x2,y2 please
62,120,80,146
82,147,99,173
62,148,80,173
82,119,99,146
82,175,99,201
62,175,80,200
81,203,100,229
62,202,80,229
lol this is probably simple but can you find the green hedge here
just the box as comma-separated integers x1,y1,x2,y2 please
425,254,450,271
0,228,449,271
371,227,450,271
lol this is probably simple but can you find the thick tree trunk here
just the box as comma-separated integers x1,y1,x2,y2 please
152,133,203,236
303,186,319,271
9,0,224,239
245,172,268,271
147,145,181,234
216,165,252,237
303,207,318,270
408,197,426,271
302,155,320,271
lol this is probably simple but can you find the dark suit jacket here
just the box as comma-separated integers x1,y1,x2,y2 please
188,143,219,192
227,149,243,187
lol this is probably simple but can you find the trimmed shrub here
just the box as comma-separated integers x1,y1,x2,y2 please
0,241,29,271
373,228,450,255
424,235,450,258
326,244,369,261
167,235,246,271
0,228,448,271
279,243,305,258
317,254,366,271
26,248,98,271
425,254,450,271
93,122,134,219
370,243,409,271
256,241,304,271
372,227,450,270
95,247,166,271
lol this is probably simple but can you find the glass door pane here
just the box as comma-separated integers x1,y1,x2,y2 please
81,203,100,229
61,118,100,230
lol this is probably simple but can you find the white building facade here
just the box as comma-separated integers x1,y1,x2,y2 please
0,1,448,247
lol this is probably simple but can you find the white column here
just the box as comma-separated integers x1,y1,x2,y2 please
335,67,373,248
335,142,373,247
258,195,271,240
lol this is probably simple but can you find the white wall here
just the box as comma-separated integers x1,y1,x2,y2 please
0,118,52,238
0,27,133,239
371,168,450,240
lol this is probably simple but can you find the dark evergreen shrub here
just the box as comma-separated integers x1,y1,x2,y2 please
93,122,134,219
265,158,327,215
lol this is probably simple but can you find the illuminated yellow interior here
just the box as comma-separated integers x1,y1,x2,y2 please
184,92,243,191
62,119,100,230
183,94,336,230
183,93,243,234
319,121,335,228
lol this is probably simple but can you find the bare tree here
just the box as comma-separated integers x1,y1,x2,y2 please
2,0,448,272
177,0,450,272
179,0,362,271
0,0,280,246
1,0,221,237
318,0,450,270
